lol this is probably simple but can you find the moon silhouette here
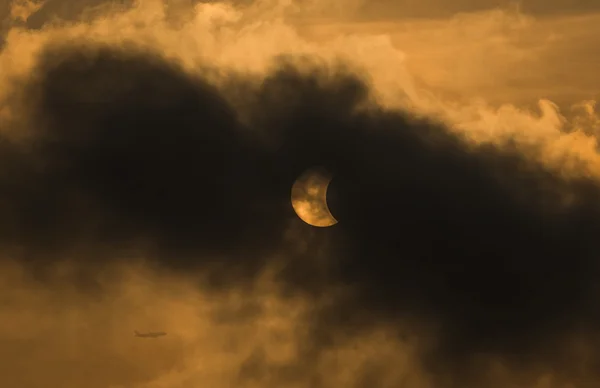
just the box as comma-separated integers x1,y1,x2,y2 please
291,167,338,227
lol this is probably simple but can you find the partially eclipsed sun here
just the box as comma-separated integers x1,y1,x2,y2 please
291,167,338,227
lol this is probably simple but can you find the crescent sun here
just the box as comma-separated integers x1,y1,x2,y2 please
291,167,338,227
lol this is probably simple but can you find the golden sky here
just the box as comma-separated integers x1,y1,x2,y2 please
1,1,600,388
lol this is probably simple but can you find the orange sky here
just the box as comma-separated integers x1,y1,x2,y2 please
1,1,600,388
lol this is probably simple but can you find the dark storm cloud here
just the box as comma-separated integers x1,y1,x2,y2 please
3,43,600,383
1,44,293,271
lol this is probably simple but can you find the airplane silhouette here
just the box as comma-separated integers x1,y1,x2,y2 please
134,330,167,338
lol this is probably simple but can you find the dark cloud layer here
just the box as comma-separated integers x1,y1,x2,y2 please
3,43,600,384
